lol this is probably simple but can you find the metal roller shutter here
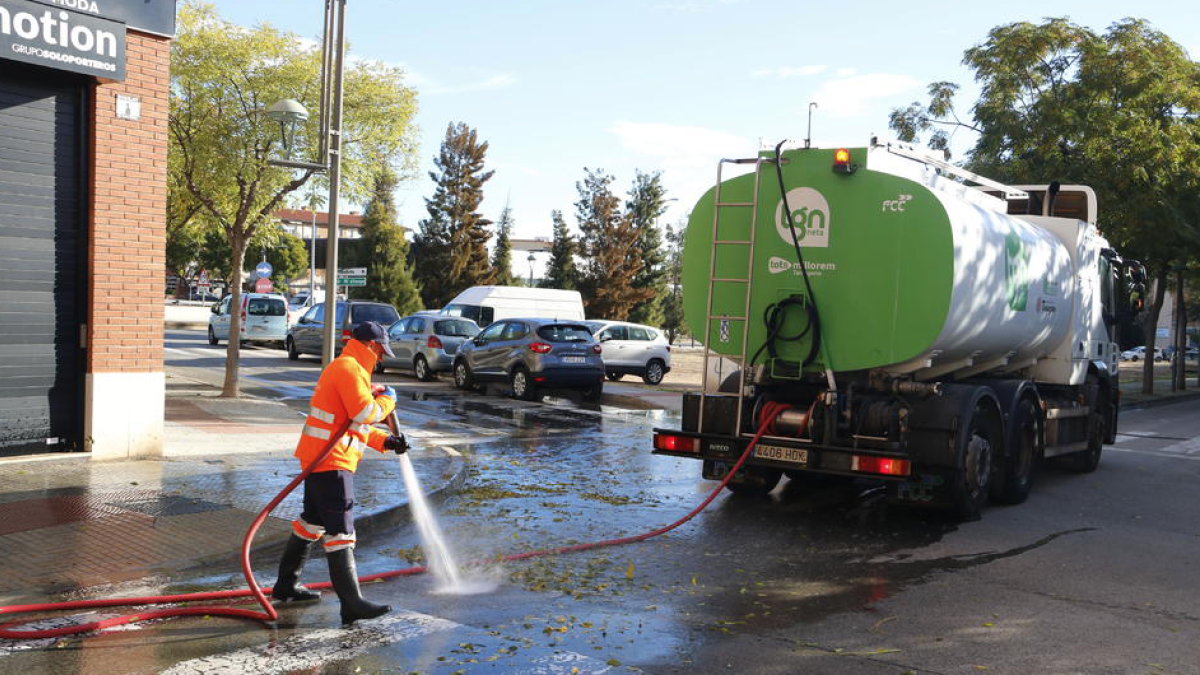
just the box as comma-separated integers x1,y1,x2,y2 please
0,67,86,456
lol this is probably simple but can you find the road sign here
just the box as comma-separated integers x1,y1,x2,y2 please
337,277,367,287
255,277,274,293
255,261,273,279
338,267,367,277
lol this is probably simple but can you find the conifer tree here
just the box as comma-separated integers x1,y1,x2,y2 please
661,220,687,344
541,210,578,290
575,169,653,319
354,169,424,315
491,200,517,286
625,171,669,326
413,122,495,307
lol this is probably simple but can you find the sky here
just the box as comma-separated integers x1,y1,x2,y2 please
208,0,1199,275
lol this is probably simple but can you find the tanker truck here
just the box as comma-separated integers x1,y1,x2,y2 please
651,139,1147,520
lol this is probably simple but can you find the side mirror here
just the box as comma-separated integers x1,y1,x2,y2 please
211,304,220,314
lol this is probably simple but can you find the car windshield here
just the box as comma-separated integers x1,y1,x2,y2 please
537,324,593,343
351,304,399,326
248,298,286,316
434,319,480,337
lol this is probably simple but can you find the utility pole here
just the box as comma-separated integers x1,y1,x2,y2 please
320,0,347,366
1174,265,1186,391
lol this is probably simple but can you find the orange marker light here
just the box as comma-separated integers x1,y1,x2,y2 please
833,148,855,174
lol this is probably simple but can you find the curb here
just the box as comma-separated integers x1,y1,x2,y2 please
1121,390,1200,412
166,321,208,330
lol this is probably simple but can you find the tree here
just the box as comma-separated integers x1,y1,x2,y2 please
412,122,496,308
661,219,688,344
170,1,418,396
253,230,309,293
575,169,654,320
889,17,1200,394
540,210,579,290
491,199,517,286
351,169,424,315
625,171,670,326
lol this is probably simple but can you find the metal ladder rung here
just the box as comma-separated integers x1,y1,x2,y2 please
711,278,750,283
715,202,755,207
707,314,746,321
713,239,752,245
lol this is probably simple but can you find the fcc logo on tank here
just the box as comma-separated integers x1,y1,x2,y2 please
774,187,829,248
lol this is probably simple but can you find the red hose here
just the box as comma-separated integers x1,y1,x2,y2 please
0,411,782,640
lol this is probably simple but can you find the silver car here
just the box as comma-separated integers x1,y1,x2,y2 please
381,315,480,380
452,318,605,402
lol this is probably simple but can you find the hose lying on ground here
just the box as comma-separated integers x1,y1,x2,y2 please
0,411,783,640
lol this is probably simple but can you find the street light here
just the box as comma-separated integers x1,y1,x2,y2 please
527,253,536,287
266,98,309,160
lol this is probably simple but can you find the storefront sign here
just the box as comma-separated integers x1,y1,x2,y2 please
32,0,174,37
0,0,126,79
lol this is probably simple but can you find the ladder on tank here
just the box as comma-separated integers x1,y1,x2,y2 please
697,156,777,438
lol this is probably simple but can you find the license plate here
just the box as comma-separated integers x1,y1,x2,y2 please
562,356,586,364
755,444,808,465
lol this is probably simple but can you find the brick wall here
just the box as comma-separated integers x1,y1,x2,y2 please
88,32,170,373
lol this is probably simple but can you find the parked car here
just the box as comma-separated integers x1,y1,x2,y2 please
208,293,289,346
452,318,604,402
585,320,673,385
1171,347,1199,365
286,301,401,360
1121,346,1164,362
381,315,480,380
441,286,585,328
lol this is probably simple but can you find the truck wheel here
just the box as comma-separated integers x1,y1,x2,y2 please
993,398,1039,505
724,467,782,497
286,337,299,361
1068,409,1105,473
643,359,666,385
511,367,540,401
951,401,1000,521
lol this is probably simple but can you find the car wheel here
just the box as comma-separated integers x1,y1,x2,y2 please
643,359,666,385
453,360,475,390
286,337,299,361
208,326,219,346
606,371,623,382
581,381,603,403
511,367,540,401
414,355,435,382
1131,355,1139,362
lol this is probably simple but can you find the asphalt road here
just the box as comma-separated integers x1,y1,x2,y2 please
6,331,1200,674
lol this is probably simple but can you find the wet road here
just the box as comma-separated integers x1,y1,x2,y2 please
4,332,1200,673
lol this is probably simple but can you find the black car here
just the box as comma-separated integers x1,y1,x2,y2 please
286,301,401,360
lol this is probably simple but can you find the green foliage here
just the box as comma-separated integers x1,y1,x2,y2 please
171,1,418,394
351,170,424,315
540,210,578,290
888,17,1200,394
491,200,517,286
254,230,308,292
413,122,496,308
575,169,654,320
660,219,688,344
625,171,670,326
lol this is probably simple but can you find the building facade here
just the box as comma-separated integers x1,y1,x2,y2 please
0,0,174,458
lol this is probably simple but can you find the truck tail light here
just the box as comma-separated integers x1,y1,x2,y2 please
654,433,697,453
592,344,602,354
851,455,910,476
528,342,552,354
427,335,443,349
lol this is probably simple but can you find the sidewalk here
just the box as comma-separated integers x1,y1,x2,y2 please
0,381,466,604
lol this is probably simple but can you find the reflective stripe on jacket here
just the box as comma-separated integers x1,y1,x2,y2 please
294,339,396,473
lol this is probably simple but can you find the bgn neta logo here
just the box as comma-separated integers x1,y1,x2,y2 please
774,187,829,248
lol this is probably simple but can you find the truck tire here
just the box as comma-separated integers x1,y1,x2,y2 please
993,398,1039,505
951,400,1001,521
1067,408,1105,473
724,467,781,497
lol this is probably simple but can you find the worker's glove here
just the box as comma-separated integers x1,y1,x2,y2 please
384,434,409,454
376,386,397,402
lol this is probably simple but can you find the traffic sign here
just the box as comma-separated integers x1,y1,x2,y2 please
338,267,367,277
255,261,273,279
255,277,274,293
337,277,367,287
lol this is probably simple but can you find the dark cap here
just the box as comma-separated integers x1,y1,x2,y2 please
352,321,395,357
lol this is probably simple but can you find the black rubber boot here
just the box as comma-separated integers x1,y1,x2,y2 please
326,547,390,624
271,534,321,602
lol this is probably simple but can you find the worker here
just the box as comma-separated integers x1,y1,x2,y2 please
271,320,410,625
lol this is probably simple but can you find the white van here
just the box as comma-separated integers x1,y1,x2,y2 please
208,293,290,346
441,286,585,327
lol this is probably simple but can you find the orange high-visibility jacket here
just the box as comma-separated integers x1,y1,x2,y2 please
294,339,396,473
